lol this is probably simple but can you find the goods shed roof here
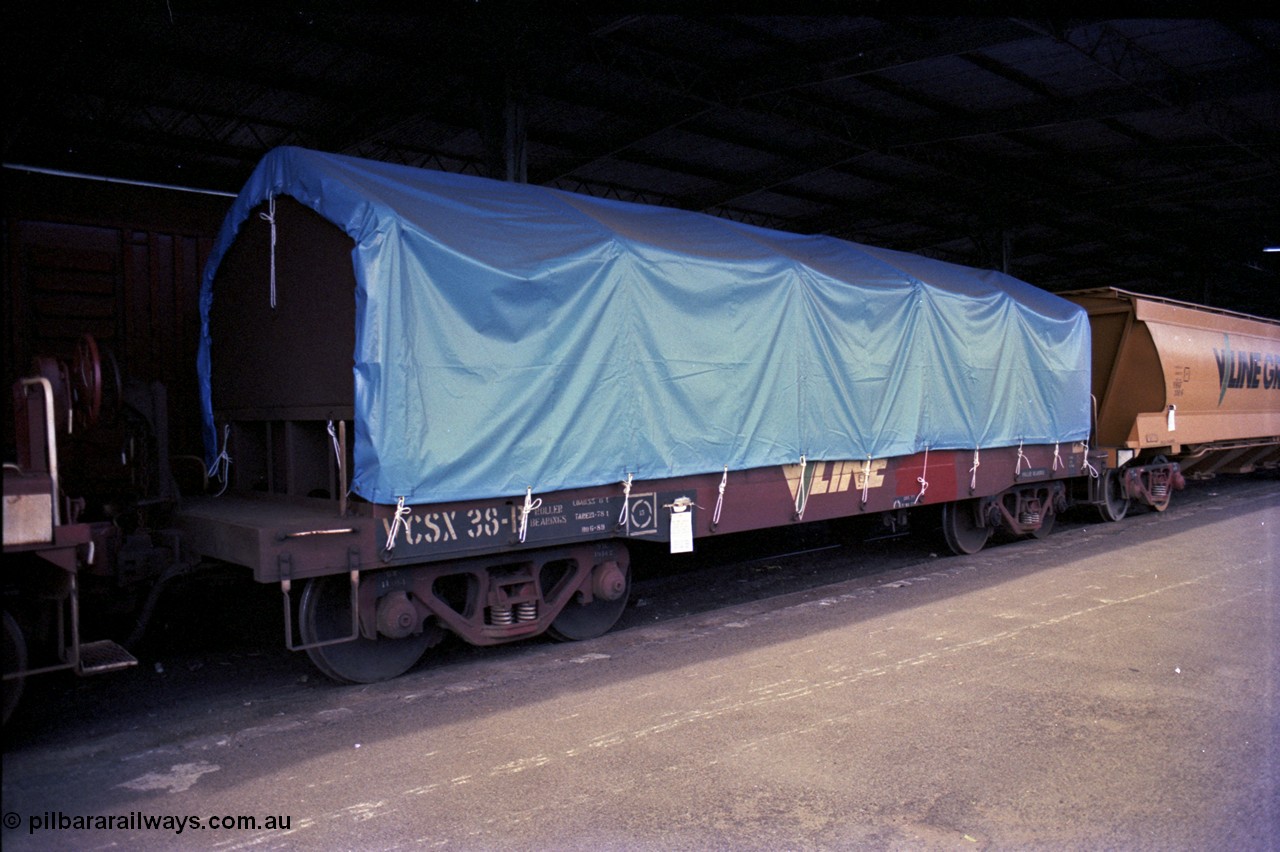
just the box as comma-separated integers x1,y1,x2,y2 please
4,8,1278,316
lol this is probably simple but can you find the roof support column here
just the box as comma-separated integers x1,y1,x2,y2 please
484,75,527,183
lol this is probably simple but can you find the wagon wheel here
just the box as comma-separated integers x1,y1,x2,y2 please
2,611,27,726
941,499,991,556
70,333,103,429
298,575,433,684
99,344,124,424
548,560,631,642
1097,468,1130,523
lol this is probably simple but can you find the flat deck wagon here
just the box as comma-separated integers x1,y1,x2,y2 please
5,148,1276,705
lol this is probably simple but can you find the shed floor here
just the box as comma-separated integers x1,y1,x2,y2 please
3,475,1277,850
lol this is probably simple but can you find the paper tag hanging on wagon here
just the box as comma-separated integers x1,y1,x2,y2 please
667,496,695,554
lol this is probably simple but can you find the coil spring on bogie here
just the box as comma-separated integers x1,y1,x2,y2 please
490,602,538,625
1151,480,1168,499
1020,510,1041,527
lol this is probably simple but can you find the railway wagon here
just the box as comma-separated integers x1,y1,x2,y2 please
1063,288,1280,506
4,147,1275,709
183,146,1097,683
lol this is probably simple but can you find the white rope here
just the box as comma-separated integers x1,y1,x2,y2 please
327,420,341,466
1052,442,1063,471
617,472,633,528
1015,438,1028,476
914,445,930,504
712,466,728,527
384,496,409,553
969,449,981,492
861,456,873,506
1082,443,1100,478
207,424,232,497
519,487,542,544
259,196,278,309
326,419,352,500
794,455,809,520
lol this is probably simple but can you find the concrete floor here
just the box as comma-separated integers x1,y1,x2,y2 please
2,475,1277,850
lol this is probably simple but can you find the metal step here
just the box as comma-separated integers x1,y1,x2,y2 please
77,640,138,675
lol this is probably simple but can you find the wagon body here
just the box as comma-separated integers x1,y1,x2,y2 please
162,146,1107,681
1062,288,1280,476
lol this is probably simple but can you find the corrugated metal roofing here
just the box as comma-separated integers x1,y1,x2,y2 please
5,10,1277,316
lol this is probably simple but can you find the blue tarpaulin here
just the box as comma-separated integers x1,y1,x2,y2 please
200,147,1090,505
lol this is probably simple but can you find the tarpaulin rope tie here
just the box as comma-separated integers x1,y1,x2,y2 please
794,455,810,520
207,424,232,497
616,472,633,529
1082,443,1099,478
1052,442,1063,471
384,496,409,555
915,445,930,504
861,456,873,507
1016,439,1028,476
712,466,728,528
327,420,351,501
969,449,981,493
519,487,542,544
259,196,278,309
327,420,341,466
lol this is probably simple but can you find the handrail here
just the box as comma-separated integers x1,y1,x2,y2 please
19,377,60,527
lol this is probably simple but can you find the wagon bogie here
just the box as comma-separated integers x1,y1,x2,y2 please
397,541,631,647
1122,458,1186,513
991,481,1066,539
278,540,633,683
